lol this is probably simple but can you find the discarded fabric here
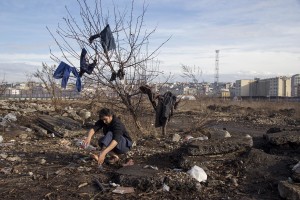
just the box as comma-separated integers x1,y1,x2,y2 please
53,61,82,92
155,91,177,127
89,24,116,52
187,165,207,183
79,48,97,77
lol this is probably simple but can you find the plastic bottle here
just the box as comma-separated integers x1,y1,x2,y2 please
74,138,96,151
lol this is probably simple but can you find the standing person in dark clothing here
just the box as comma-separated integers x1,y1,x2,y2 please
83,108,133,166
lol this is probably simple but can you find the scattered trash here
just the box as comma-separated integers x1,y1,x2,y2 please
28,172,33,176
4,113,17,122
109,182,120,187
78,182,88,188
112,186,135,194
172,133,181,142
143,165,158,170
187,165,207,183
292,161,300,171
74,138,96,151
184,135,208,142
0,135,3,143
162,183,170,192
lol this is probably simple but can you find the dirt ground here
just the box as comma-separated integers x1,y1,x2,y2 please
0,99,299,200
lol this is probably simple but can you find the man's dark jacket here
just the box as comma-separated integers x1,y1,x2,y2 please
93,115,132,144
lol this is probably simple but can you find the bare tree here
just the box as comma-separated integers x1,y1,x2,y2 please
47,0,170,133
33,63,62,109
181,64,203,97
0,80,8,97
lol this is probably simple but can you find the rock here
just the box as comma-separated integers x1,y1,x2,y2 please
186,136,253,156
207,128,231,139
187,165,207,182
7,156,21,162
66,110,82,122
36,115,82,137
231,178,238,187
266,127,281,133
114,165,198,191
19,133,28,140
172,133,181,142
31,124,48,137
78,109,91,120
40,159,46,165
292,162,300,182
264,131,300,146
278,180,300,200
0,153,8,159
0,167,12,174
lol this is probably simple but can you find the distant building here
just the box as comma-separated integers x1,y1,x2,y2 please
220,88,230,98
235,80,254,97
183,87,197,95
250,76,291,97
291,74,300,97
236,77,292,98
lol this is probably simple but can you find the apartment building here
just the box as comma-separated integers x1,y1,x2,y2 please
237,76,292,97
291,74,300,97
235,80,255,97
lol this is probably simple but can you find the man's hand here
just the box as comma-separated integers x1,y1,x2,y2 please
83,129,95,147
83,137,91,147
98,151,106,165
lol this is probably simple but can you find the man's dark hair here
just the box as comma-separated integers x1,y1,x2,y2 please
99,108,114,118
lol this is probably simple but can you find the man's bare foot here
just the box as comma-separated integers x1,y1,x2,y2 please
90,153,99,161
122,158,134,167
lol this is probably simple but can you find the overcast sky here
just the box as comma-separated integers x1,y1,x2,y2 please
0,0,299,83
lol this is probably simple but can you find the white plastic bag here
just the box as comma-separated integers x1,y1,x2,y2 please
187,165,207,182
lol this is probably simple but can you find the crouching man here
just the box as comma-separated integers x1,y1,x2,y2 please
83,108,133,166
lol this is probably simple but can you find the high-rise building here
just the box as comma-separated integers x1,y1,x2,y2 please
250,76,291,97
235,80,255,97
291,74,300,97
236,76,292,97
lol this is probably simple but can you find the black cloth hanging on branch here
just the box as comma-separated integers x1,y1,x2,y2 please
155,92,177,128
79,48,97,77
89,24,116,52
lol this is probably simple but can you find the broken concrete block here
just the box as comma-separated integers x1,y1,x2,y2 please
114,165,198,192
186,136,253,156
278,180,300,200
31,124,48,137
264,131,300,146
36,115,82,137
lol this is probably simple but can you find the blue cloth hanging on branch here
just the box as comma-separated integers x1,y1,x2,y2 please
53,61,82,92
